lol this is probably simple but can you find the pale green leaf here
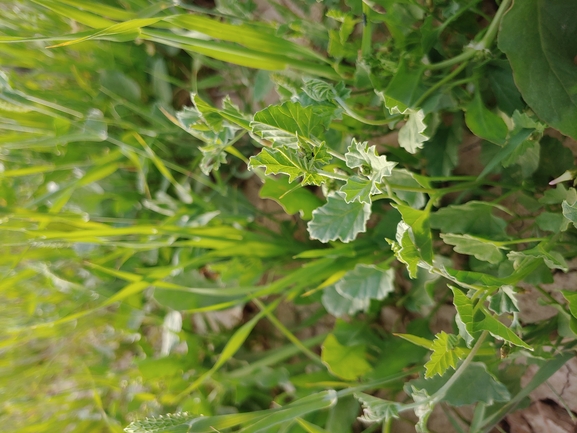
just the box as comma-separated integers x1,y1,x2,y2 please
344,139,397,183
354,393,400,423
248,147,323,185
321,334,372,380
411,386,434,433
340,175,374,204
387,222,422,279
562,200,577,228
335,264,395,302
441,233,506,264
488,285,520,315
424,332,467,378
398,109,429,154
321,285,370,317
307,191,371,243
507,244,568,272
393,204,433,264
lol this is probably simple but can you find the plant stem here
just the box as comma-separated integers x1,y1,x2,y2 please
425,0,511,70
335,97,402,126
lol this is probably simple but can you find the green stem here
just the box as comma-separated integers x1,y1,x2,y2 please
415,61,469,107
335,97,402,126
318,169,348,181
425,0,511,70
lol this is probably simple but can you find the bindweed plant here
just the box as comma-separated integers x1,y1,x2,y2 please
1,0,577,432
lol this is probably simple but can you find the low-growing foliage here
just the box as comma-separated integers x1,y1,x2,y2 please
1,1,577,432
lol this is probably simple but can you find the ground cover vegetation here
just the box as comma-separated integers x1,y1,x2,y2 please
1,0,577,432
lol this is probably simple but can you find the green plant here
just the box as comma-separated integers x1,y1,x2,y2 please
2,1,577,432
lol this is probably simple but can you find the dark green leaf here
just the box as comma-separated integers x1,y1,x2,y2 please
465,90,508,146
499,0,577,139
430,201,508,238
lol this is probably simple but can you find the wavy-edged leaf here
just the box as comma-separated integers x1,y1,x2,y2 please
321,285,370,317
499,0,577,139
424,332,466,378
393,204,433,264
354,393,400,423
248,147,324,185
488,285,520,315
562,200,577,228
251,101,334,148
441,233,506,264
387,222,422,279
340,175,374,204
307,191,371,243
344,139,397,183
335,264,395,302
321,334,372,380
398,109,429,154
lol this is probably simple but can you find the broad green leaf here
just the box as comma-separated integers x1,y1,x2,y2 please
383,61,426,110
335,264,395,302
499,0,577,139
450,286,475,347
465,91,508,145
408,362,510,407
251,101,334,149
307,191,371,243
354,393,400,423
539,184,573,204
430,201,508,238
535,212,570,233
259,175,323,220
474,313,532,350
488,285,520,315
441,233,506,264
398,109,428,154
322,285,369,317
486,61,525,116
321,334,372,380
393,204,433,264
477,128,534,179
562,200,577,229
424,332,466,378
561,290,577,319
